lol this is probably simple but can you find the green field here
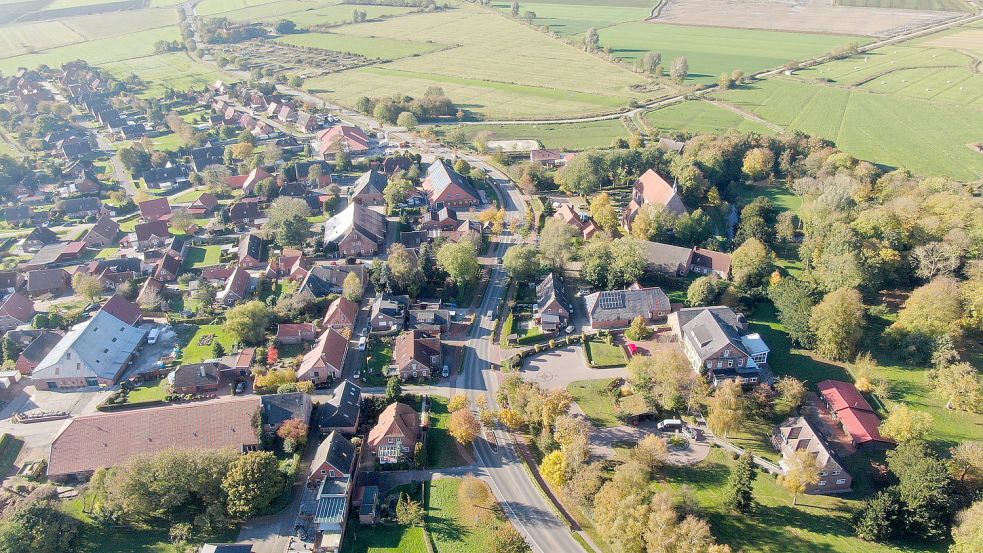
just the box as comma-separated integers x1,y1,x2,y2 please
492,1,651,36
567,379,622,428
836,0,972,10
597,22,864,85
716,76,983,180
179,325,236,364
584,338,627,367
104,53,230,97
0,26,180,74
427,478,500,553
182,245,223,269
340,520,427,553
427,396,468,469
0,9,176,59
277,32,443,60
196,0,418,24
310,4,655,119
126,378,169,403
442,119,630,149
647,100,776,135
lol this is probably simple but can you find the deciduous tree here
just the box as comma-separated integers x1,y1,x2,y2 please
223,451,283,518
707,380,744,439
342,272,362,301
72,272,103,302
809,287,864,361
540,449,568,488
880,404,933,443
731,237,774,289
224,301,270,345
449,408,480,446
589,191,619,231
779,449,821,505
502,244,541,280
538,218,577,270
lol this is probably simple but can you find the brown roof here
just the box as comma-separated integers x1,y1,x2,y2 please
367,402,419,448
26,268,68,293
393,330,440,372
86,214,119,241
99,294,141,325
0,292,35,323
298,328,348,379
192,193,219,211
47,396,262,478
134,220,171,242
634,169,687,216
276,323,316,339
138,197,172,221
323,296,358,328
223,266,251,300
692,247,732,275
316,125,370,154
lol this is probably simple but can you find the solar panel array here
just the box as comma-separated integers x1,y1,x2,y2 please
597,291,625,310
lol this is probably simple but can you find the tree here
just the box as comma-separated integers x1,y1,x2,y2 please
724,451,757,514
0,500,82,553
212,341,226,358
930,363,982,412
384,376,402,403
773,376,807,417
892,277,964,341
223,451,283,518
642,51,662,74
510,0,520,17
264,197,311,248
912,241,962,280
589,192,619,231
492,524,530,553
625,316,651,341
632,434,668,469
342,272,362,301
288,75,303,88
670,56,689,82
718,72,733,89
687,275,726,307
780,449,821,505
276,418,309,452
502,245,540,280
888,441,954,540
540,449,568,488
449,408,480,446
731,237,774,289
396,111,418,129
335,149,351,171
384,177,414,210
742,148,775,182
387,243,423,294
448,394,469,412
71,272,103,302
707,380,744,438
224,301,270,345
769,278,816,348
854,489,901,542
950,441,983,500
809,287,865,361
628,351,703,413
263,144,283,166
951,499,983,553
396,492,424,526
538,218,577,270
584,26,599,52
581,237,645,290
437,241,480,287
202,164,231,193
880,404,933,443
275,19,296,34
267,344,280,366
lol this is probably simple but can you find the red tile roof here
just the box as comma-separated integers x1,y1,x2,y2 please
276,323,317,340
99,294,142,326
323,296,358,328
138,197,172,221
367,402,419,449
0,292,35,324
818,380,894,445
316,125,370,154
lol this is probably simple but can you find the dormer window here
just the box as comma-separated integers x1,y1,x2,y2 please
724,349,730,357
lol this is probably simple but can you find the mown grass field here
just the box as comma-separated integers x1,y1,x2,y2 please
179,324,236,364
103,53,229,97
0,26,180,73
836,0,972,10
567,379,622,428
596,22,864,85
196,0,417,24
277,32,443,60
310,4,655,119
182,245,223,269
426,396,468,469
491,1,651,36
646,100,776,135
440,119,630,150
427,478,500,553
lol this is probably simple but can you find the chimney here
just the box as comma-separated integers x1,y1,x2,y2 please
200,366,206,378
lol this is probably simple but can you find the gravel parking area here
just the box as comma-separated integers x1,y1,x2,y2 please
521,345,629,391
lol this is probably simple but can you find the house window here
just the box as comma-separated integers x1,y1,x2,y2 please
724,349,730,357
706,361,712,369
818,481,826,486
832,470,840,475
835,479,847,485
820,471,828,476
750,377,758,383
727,359,734,368
738,358,743,367
388,437,396,444
328,470,335,477
320,469,326,475
716,360,722,368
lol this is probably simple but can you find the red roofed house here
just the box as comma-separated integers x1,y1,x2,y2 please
297,328,348,385
47,396,262,482
530,148,565,168
817,380,895,449
0,292,36,331
138,198,171,221
220,266,252,305
554,204,599,240
323,296,358,332
188,193,219,216
422,160,479,208
367,402,419,464
99,294,142,326
226,167,273,194
276,323,318,345
623,169,688,231
316,125,370,158
392,330,441,380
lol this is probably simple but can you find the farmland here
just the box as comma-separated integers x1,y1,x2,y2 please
101,53,229,97
596,22,864,84
646,100,776,135
836,0,972,10
307,4,657,119
196,0,418,24
277,32,444,60
439,119,631,150
0,26,180,74
492,1,652,36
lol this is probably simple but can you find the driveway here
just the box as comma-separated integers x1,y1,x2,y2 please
520,345,629,391
589,422,711,466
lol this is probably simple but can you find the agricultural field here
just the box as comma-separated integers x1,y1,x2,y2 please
836,0,972,10
196,0,418,25
596,22,864,84
0,26,180,74
101,52,230,97
646,100,776,135
42,0,132,10
440,119,631,150
308,4,657,119
276,32,443,60
491,0,652,36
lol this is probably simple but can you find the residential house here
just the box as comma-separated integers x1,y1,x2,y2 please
99,294,142,326
226,167,272,194
21,243,68,271
24,268,69,297
46,396,261,481
297,329,349,385
775,416,852,494
392,330,441,380
623,169,687,230
189,193,219,216
15,330,62,376
317,380,361,435
407,307,451,335
381,156,413,175
421,160,479,208
296,111,318,133
641,241,731,278
315,125,370,158
349,171,387,207
156,252,182,283
554,204,599,240
369,294,407,332
0,292,35,331
286,160,332,188
190,144,225,172
32,310,145,390
129,220,171,251
220,266,252,305
142,164,189,189
138,198,172,221
57,136,92,159
229,197,261,224
57,196,103,218
690,247,732,278
669,306,769,386
82,214,119,247
323,204,387,257
261,392,313,436
4,205,32,226
530,148,565,168
817,380,895,449
308,431,358,553
419,207,459,231
297,263,366,300
219,348,255,378
168,362,221,394
238,234,266,269
534,273,569,332
366,402,418,464
323,296,358,332
277,105,295,123
67,169,101,195
276,323,318,344
22,227,59,252
583,284,671,329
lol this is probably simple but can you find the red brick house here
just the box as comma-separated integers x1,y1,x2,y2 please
138,198,172,222
623,169,688,231
419,207,459,231
276,323,318,344
82,214,120,247
392,330,441,380
422,160,479,208
775,416,852,495
323,204,386,257
350,171,387,207
297,328,348,385
323,296,358,332
366,402,419,464
168,362,221,394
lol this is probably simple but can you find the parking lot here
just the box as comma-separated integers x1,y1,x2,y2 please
520,345,629,391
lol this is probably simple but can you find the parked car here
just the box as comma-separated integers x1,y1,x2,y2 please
442,365,449,378
147,327,160,345
565,325,575,334
358,336,367,351
657,419,683,432
353,369,360,379
234,382,245,395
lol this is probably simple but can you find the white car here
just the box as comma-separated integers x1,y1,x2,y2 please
358,336,367,351
442,365,449,378
565,325,575,334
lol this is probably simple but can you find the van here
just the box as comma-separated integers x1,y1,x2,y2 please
358,336,367,351
657,419,683,432
147,328,160,345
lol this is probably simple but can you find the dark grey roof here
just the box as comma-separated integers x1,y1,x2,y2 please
143,164,189,185
20,331,62,363
261,392,312,428
640,241,693,274
239,234,265,262
170,362,221,389
5,205,31,221
359,486,378,516
351,170,388,198
318,380,361,430
371,294,408,319
25,226,59,244
312,430,356,476
59,196,102,214
536,273,565,311
678,307,750,364
584,286,670,323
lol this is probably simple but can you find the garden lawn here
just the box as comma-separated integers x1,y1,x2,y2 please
180,325,236,364
426,396,468,469
567,379,621,428
182,245,222,269
439,119,630,150
0,433,24,476
95,247,119,259
339,521,427,553
426,478,499,553
664,448,942,553
363,339,393,387
584,338,627,367
170,188,206,204
126,378,168,404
